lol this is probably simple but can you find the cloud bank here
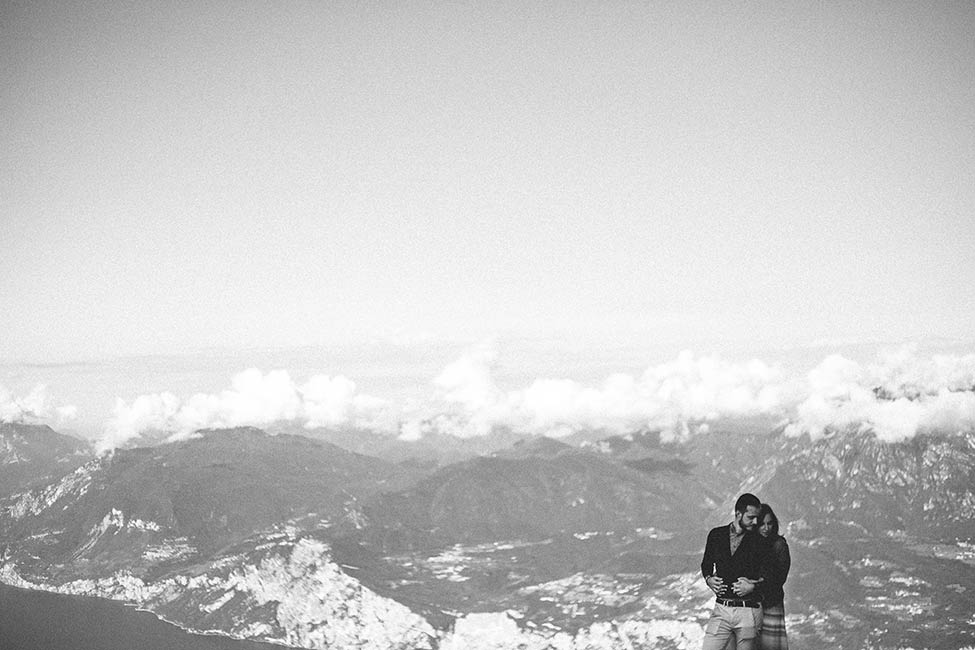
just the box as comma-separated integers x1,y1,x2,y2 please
100,369,389,453
400,346,792,441
0,384,76,425
96,345,975,451
404,345,975,443
785,348,975,442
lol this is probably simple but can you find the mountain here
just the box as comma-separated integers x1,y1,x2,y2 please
3,421,975,650
0,424,716,647
0,427,443,650
1,427,423,576
355,444,706,553
2,526,437,650
743,428,975,650
579,421,794,522
317,439,714,634
0,422,91,499
757,428,975,538
278,424,533,468
490,435,575,459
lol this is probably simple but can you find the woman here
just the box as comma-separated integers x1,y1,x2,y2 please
756,503,790,650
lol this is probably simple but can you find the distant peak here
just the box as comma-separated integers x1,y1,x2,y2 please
493,435,574,459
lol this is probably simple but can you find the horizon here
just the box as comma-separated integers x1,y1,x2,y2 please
2,336,974,451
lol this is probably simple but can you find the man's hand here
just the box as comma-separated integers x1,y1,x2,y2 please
705,575,725,595
731,577,758,597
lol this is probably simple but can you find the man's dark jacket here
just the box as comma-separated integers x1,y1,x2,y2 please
700,524,773,601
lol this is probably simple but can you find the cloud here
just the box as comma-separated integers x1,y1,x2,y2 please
407,345,975,443
177,369,303,429
785,347,975,442
94,345,975,451
402,348,792,441
433,342,502,413
0,384,77,425
302,375,389,429
98,369,389,453
512,352,789,440
399,342,508,439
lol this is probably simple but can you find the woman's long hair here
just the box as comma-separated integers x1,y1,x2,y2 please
759,503,781,539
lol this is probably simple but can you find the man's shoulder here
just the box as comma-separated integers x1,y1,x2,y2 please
707,524,729,537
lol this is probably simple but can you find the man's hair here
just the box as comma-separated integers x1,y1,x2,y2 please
734,493,761,514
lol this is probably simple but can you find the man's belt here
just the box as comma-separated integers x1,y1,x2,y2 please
716,598,761,608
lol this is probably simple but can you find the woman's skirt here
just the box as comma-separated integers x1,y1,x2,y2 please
759,603,788,650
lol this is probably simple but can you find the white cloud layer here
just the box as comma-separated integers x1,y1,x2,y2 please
100,369,389,453
785,348,975,442
400,346,793,441
403,344,975,443
95,345,975,451
0,384,76,425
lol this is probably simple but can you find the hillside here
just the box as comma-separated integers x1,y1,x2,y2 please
0,422,91,498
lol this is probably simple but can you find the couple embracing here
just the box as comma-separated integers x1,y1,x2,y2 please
700,493,791,650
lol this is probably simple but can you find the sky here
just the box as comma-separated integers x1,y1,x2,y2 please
2,2,974,444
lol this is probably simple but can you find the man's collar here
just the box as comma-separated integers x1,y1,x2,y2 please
729,520,746,536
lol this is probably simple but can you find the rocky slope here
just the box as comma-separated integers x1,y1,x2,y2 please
759,428,975,539
1,427,423,571
0,422,91,498
2,527,436,650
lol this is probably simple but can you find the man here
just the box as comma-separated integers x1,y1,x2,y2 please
700,493,772,650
